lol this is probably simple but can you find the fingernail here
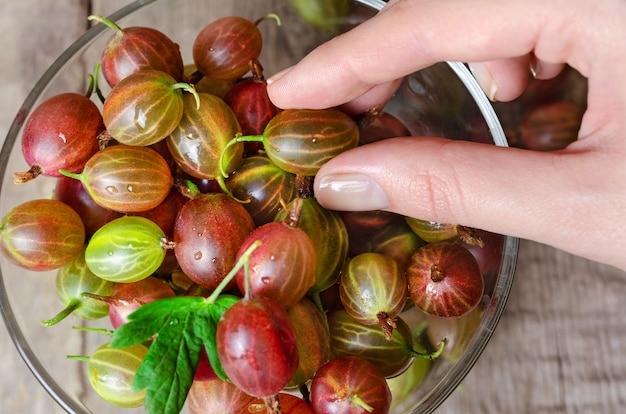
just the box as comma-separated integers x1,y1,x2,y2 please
266,66,292,85
315,173,390,211
469,62,498,101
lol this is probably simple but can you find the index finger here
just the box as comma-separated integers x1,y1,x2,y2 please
267,0,546,109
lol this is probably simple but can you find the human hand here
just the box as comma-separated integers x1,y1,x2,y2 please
266,0,626,271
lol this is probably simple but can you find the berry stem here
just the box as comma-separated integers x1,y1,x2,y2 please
92,63,106,104
295,174,314,198
12,164,42,184
41,298,81,326
66,355,90,363
254,13,282,27
249,58,265,81
80,291,119,306
377,311,396,340
173,179,201,200
205,240,261,303
72,325,115,336
350,394,374,412
263,394,283,414
97,130,114,149
86,74,95,98
87,15,123,35
283,197,303,228
458,226,485,247
58,169,84,182
216,175,250,204
356,106,383,129
411,338,447,360
172,82,200,109
219,134,264,178
430,264,445,282
187,69,204,85
242,243,253,301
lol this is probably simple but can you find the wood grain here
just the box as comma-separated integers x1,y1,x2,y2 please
0,2,89,413
1,1,625,413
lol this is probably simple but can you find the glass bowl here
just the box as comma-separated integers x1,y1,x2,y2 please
0,0,518,413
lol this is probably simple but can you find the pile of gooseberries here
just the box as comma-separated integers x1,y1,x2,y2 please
0,9,498,414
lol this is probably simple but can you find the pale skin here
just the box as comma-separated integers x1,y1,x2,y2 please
266,0,626,271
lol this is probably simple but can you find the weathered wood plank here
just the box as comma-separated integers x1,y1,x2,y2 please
0,2,91,413
438,239,626,413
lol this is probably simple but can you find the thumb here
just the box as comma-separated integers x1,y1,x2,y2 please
312,136,617,265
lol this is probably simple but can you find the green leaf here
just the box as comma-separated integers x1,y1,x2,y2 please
135,311,200,414
110,294,239,414
196,294,239,380
111,296,204,348
108,241,260,414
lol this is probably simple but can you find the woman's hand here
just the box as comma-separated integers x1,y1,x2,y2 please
267,0,626,270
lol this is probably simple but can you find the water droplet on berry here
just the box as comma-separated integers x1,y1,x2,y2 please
184,149,199,164
185,129,199,140
134,107,147,130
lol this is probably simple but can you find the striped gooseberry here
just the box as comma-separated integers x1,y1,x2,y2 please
192,15,279,81
60,144,174,213
70,342,148,408
226,154,297,226
0,199,85,271
234,197,317,309
13,92,102,184
172,192,255,291
102,69,198,146
216,297,299,404
42,247,117,326
220,108,359,177
89,15,184,88
275,195,349,296
310,356,392,414
85,216,167,283
339,252,407,339
407,240,484,318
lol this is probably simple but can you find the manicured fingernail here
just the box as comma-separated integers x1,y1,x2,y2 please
266,66,292,85
469,62,498,101
315,173,389,211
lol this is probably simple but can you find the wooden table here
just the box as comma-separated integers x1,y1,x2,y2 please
1,1,625,413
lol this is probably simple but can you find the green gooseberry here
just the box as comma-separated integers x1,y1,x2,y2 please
85,216,167,283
